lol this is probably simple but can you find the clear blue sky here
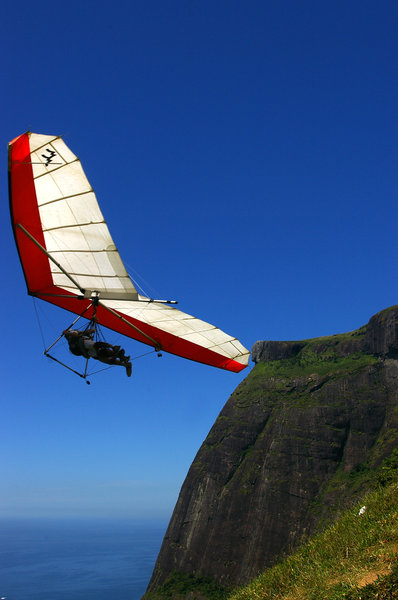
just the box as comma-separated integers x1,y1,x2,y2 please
1,1,397,519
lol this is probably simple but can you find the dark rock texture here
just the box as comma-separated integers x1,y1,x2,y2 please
364,307,398,356
252,305,398,363
146,306,398,594
251,340,305,362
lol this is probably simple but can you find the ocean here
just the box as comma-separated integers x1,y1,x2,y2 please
0,518,167,600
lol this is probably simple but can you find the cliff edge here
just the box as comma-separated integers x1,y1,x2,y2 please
145,306,398,595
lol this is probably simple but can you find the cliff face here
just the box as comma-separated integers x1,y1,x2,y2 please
146,306,398,593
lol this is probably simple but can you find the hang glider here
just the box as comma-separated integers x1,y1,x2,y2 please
8,132,250,373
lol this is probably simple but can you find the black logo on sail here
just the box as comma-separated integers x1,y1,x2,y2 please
41,149,57,166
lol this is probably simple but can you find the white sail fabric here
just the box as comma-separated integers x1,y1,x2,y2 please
29,133,138,300
102,298,249,365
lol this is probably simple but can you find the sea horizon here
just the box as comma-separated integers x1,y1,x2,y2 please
0,516,168,600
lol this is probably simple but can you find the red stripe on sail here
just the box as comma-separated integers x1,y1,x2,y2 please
9,133,53,293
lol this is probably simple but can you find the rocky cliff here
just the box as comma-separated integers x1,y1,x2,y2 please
145,306,398,595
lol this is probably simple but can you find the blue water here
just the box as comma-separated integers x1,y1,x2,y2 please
0,518,167,600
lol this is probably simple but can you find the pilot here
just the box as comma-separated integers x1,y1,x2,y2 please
63,328,132,377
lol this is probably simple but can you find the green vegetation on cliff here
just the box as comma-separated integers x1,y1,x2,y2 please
145,572,228,600
252,345,377,381
238,332,379,410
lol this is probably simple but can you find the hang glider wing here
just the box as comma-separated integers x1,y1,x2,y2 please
8,132,250,372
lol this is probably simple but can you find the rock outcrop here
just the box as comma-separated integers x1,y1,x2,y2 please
145,306,398,595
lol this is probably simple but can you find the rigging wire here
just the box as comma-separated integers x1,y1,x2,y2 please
33,297,47,351
124,260,163,299
132,348,159,361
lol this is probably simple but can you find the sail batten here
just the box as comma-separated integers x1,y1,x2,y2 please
39,191,94,206
8,131,250,372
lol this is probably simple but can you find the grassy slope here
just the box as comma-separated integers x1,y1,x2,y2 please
147,472,398,600
230,461,398,600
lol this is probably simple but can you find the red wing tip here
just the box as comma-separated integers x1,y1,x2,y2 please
224,358,249,373
8,131,30,147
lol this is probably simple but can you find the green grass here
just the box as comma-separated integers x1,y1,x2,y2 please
234,348,379,411
229,479,398,600
250,349,378,382
144,571,228,600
